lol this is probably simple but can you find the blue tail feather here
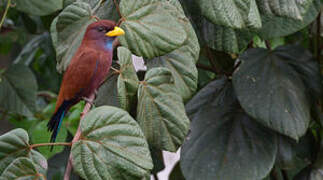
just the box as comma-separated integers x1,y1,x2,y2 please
48,101,71,144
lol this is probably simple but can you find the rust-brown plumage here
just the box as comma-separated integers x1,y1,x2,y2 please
48,20,124,142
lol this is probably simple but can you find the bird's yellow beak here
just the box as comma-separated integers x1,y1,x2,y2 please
106,26,125,37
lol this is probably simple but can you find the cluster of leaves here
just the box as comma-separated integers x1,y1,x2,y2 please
0,0,322,180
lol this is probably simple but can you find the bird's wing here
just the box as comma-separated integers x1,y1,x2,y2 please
55,49,102,111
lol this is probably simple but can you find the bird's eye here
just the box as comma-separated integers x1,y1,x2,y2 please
97,27,105,32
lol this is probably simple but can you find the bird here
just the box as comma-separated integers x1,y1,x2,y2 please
47,20,125,143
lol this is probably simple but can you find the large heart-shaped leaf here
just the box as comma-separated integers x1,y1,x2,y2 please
0,64,37,117
146,1,199,102
257,0,320,39
0,157,46,180
0,129,47,175
198,0,261,29
232,46,313,140
181,78,277,180
71,106,153,180
15,0,63,16
137,68,190,152
117,47,139,111
30,120,67,159
119,0,187,59
178,0,253,54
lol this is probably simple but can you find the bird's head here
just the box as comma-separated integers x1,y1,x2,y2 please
84,20,125,50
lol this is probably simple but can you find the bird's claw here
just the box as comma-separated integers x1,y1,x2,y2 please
82,97,94,106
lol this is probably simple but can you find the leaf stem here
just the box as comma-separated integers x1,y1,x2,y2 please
270,167,279,180
196,63,216,73
265,40,272,51
30,142,72,149
205,46,220,74
0,0,11,30
64,93,95,180
113,0,122,19
316,12,321,66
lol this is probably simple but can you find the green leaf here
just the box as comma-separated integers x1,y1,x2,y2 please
146,0,199,102
94,73,121,108
117,47,139,111
0,129,48,175
257,0,314,21
169,162,185,180
232,46,313,140
137,68,190,152
201,20,253,54
257,0,321,39
52,2,96,72
0,157,46,180
96,0,120,21
30,120,67,159
199,0,262,29
150,147,165,174
181,78,277,180
13,34,48,66
119,0,187,59
0,64,37,116
275,133,315,170
71,106,153,180
15,0,63,16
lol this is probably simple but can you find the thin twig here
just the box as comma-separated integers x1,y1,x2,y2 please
265,40,272,51
196,63,216,73
153,173,158,180
113,0,122,18
64,93,95,180
205,46,220,74
270,168,279,180
0,0,11,30
316,12,321,64
281,170,289,180
30,142,72,149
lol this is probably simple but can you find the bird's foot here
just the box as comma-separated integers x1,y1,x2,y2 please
82,97,94,106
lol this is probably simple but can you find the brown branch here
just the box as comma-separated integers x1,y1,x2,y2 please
196,63,216,73
30,142,72,149
265,40,272,51
64,93,95,180
205,46,220,74
316,12,321,63
281,170,289,180
0,0,11,30
113,0,122,19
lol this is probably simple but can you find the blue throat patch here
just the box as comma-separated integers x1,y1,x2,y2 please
105,40,113,50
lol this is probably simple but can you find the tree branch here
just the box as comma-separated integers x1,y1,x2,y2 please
113,0,122,19
30,142,72,149
265,40,272,51
0,0,11,30
64,93,95,180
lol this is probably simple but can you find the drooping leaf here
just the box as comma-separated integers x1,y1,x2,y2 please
181,78,277,180
199,0,262,29
232,46,314,140
119,0,187,59
0,157,46,180
15,0,63,16
146,0,199,102
65,102,84,135
13,34,48,66
30,120,67,159
117,47,139,111
137,68,190,152
0,129,48,175
150,147,165,174
257,0,321,39
71,106,153,180
0,64,37,116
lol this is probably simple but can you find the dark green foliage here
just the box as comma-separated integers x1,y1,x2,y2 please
0,0,322,179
